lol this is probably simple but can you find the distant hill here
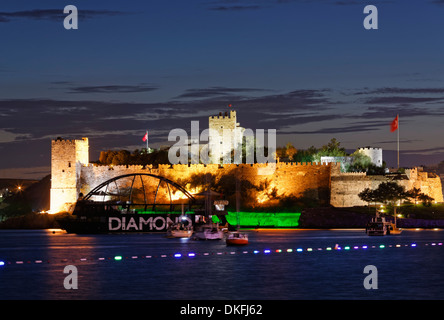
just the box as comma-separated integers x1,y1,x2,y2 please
22,175,51,212
0,179,38,190
0,175,50,216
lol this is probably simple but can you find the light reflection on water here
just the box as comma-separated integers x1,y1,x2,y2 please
0,229,443,300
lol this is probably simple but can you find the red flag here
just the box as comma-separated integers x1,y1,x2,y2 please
142,131,148,142
390,115,398,132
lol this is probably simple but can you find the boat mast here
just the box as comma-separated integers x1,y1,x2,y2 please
236,175,240,230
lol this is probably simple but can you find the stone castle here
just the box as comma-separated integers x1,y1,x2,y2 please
208,110,245,163
49,112,443,213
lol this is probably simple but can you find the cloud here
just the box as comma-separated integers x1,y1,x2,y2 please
332,0,394,5
208,5,263,11
205,0,395,11
363,96,444,105
281,120,388,135
355,87,444,95
0,9,128,23
68,85,159,94
1,85,443,171
175,86,273,99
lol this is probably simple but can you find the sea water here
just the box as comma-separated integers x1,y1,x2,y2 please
0,229,443,300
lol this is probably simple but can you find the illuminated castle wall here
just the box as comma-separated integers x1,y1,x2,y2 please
330,167,444,207
49,137,443,213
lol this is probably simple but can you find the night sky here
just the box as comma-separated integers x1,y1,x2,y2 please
1,0,444,179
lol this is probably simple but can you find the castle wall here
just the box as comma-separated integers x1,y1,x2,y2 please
330,168,444,207
50,137,444,213
79,162,335,207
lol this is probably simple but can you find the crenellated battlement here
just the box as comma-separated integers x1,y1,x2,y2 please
52,137,88,145
209,110,237,120
358,147,382,151
50,136,443,213
335,171,366,176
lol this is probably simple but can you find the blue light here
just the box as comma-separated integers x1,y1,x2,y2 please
174,253,182,258
411,243,417,247
264,249,271,254
188,253,196,257
296,248,303,252
362,245,368,249
0,261,4,266
253,250,259,254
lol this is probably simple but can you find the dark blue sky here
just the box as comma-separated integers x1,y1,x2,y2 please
1,0,444,178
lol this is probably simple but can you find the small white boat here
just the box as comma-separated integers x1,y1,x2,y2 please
166,223,193,238
194,224,223,240
226,231,248,246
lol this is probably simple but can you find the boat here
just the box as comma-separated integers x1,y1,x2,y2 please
389,208,403,235
366,215,388,236
387,222,402,235
166,221,193,238
366,211,403,236
194,223,224,240
226,231,248,245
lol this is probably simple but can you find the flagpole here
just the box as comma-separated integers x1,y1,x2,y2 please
146,130,148,153
397,114,399,169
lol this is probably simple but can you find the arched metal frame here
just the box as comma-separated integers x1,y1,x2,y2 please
83,173,195,213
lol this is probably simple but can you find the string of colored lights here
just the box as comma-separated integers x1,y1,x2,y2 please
0,241,442,267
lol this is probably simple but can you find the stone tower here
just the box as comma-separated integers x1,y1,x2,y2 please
208,110,244,163
50,137,89,213
358,147,383,167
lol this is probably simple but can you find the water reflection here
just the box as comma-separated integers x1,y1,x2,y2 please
0,229,444,299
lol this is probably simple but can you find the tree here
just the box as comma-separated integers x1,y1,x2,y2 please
405,187,434,207
419,193,434,206
359,182,408,217
405,187,422,205
374,182,407,205
312,138,347,162
358,188,380,213
346,150,372,172
285,143,297,161
359,188,378,205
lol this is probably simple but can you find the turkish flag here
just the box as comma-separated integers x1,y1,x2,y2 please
142,131,148,142
390,115,398,132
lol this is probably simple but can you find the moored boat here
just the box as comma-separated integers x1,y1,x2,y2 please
194,223,224,240
387,222,402,235
366,216,388,236
166,221,193,238
226,231,248,245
